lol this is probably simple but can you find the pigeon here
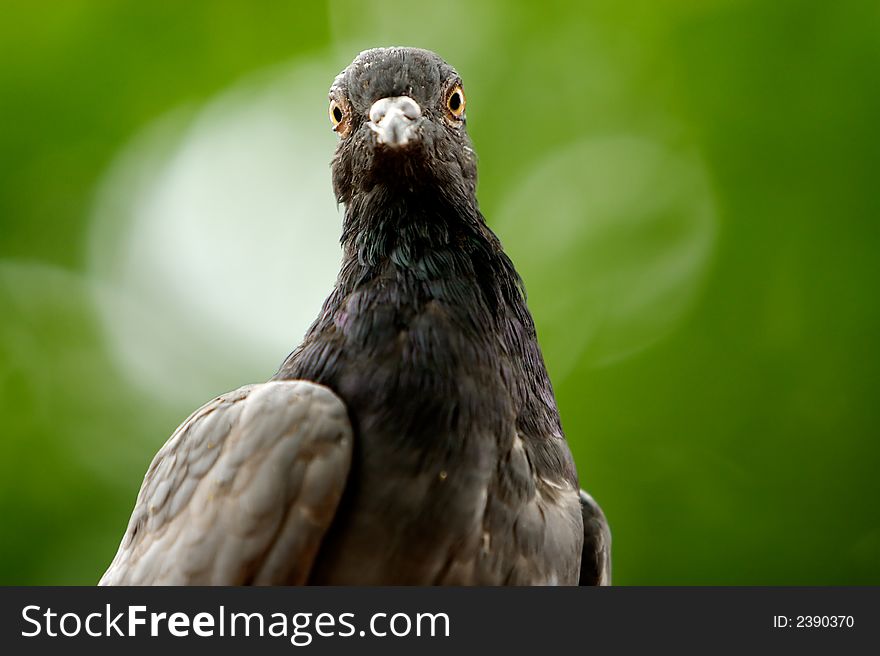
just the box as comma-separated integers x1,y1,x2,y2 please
100,47,611,586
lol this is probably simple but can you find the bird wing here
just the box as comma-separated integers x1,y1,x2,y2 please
578,490,612,585
99,380,353,585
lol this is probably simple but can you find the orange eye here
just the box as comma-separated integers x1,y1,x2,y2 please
329,99,344,129
446,85,465,119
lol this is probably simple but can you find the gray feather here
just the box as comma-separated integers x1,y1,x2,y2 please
100,381,352,585
578,490,612,586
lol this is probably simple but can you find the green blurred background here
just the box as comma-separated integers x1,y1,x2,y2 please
2,0,878,585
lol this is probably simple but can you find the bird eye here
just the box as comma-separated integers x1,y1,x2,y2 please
446,85,466,119
329,100,345,129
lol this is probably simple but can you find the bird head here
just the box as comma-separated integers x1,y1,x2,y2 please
327,47,478,205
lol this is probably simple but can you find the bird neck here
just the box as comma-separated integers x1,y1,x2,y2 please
337,187,527,323
276,185,562,441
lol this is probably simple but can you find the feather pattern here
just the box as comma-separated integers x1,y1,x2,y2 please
100,381,352,585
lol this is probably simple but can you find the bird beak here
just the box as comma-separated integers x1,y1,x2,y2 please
367,96,422,148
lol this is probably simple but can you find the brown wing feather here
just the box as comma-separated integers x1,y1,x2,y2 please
100,380,353,585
